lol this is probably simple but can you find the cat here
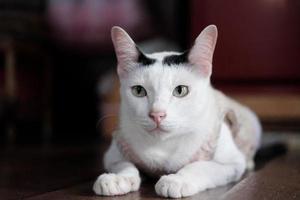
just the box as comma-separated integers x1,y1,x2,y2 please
93,25,262,198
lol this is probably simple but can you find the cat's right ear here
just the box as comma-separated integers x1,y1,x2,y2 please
111,26,139,77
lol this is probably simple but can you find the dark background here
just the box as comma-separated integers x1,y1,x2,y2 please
0,0,299,145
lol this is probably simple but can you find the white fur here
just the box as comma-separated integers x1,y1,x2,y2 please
155,123,246,198
93,26,261,198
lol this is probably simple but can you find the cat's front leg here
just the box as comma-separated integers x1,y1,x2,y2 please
155,159,245,198
155,123,246,198
155,173,199,198
93,140,141,196
93,162,141,196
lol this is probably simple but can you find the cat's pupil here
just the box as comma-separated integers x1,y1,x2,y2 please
137,86,142,94
177,86,182,94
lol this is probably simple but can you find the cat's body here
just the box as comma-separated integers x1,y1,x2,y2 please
93,25,261,198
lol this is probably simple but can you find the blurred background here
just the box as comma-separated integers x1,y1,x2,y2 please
0,0,299,146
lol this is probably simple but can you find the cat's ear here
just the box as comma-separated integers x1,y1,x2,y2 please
188,25,218,77
111,26,139,77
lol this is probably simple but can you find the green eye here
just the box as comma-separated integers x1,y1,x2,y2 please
173,85,189,97
131,85,147,97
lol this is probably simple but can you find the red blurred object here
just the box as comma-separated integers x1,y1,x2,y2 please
190,0,300,90
47,0,153,50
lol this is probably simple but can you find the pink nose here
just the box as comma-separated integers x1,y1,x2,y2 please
149,111,167,124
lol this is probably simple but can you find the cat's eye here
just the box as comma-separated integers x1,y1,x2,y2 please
173,85,189,97
131,85,147,97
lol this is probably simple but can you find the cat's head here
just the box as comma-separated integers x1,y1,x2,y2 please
111,25,218,138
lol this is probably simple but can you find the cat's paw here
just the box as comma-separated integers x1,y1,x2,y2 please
93,173,141,196
155,174,198,198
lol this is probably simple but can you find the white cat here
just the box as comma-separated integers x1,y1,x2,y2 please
93,25,261,198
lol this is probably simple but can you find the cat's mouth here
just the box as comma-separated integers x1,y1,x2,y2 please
147,126,169,134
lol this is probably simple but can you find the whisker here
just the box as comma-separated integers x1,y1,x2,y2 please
96,114,118,128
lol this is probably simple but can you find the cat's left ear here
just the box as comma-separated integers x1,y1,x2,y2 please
188,25,218,77
111,26,139,77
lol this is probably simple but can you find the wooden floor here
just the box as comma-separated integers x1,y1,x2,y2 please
1,133,300,200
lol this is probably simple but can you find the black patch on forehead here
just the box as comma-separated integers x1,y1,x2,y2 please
136,47,156,66
162,50,189,66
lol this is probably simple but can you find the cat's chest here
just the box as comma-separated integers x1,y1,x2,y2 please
141,144,184,165
137,142,192,173
116,135,214,175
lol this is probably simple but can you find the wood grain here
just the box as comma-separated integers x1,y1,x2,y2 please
0,138,299,200
24,152,300,200
0,143,107,200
